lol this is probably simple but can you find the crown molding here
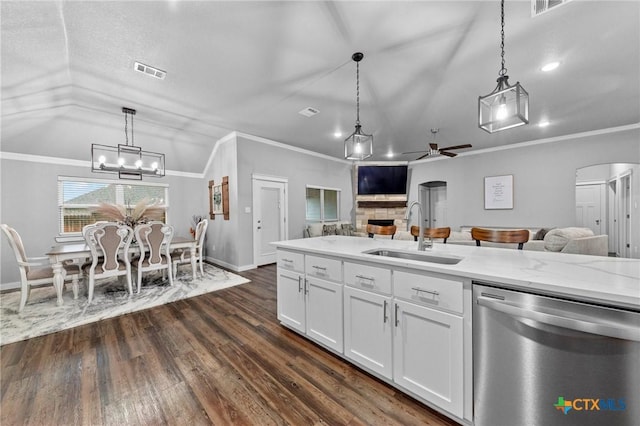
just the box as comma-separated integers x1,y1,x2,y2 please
410,123,640,164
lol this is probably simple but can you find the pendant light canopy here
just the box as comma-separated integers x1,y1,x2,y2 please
344,52,373,160
478,0,529,133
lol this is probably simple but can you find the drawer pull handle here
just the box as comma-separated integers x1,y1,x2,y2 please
282,258,293,263
395,303,399,327
304,278,309,295
355,274,375,282
312,265,327,273
383,300,388,323
298,276,302,293
412,287,440,297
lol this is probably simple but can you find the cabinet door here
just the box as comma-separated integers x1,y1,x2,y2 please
306,276,343,353
343,286,392,378
277,268,305,333
393,299,463,417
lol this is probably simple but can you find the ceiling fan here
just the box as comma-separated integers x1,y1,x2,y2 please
403,128,472,160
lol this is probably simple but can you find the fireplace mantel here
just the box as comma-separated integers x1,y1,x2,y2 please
357,200,407,208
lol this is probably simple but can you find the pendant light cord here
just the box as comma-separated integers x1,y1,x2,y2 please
499,0,507,76
356,60,361,125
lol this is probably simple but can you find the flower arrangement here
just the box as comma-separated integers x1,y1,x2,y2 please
190,215,205,238
91,198,164,228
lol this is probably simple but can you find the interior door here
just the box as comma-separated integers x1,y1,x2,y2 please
575,184,604,235
430,185,447,228
253,177,287,266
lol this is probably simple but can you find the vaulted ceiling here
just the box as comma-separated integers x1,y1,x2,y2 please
2,1,639,173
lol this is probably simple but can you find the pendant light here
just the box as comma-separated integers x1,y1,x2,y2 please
344,52,373,160
91,107,165,180
478,0,529,133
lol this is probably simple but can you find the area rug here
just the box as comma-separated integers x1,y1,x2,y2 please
0,264,250,346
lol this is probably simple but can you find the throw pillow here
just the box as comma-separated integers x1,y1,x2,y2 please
322,224,338,236
544,227,594,252
534,228,553,240
341,223,355,236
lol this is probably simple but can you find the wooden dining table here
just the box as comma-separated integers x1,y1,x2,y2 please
46,236,198,306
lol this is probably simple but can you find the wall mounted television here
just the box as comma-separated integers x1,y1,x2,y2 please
357,165,408,195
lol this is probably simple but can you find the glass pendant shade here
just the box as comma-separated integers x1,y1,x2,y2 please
478,75,529,133
344,124,373,160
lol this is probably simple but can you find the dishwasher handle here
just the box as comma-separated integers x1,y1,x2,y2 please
477,295,640,342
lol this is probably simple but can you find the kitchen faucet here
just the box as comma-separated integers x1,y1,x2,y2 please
405,201,431,250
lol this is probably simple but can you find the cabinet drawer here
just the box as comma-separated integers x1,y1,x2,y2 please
344,262,392,295
394,270,463,314
305,255,342,282
277,250,304,273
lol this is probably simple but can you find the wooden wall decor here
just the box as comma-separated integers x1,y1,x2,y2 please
222,176,230,220
208,177,230,220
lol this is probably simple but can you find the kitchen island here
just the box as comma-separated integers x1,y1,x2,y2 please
272,236,640,425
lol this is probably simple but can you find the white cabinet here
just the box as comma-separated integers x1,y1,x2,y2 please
306,276,343,352
277,267,305,333
277,250,343,353
393,298,463,417
392,269,464,418
343,286,393,378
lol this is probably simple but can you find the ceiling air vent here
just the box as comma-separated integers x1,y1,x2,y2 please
298,107,320,118
532,0,572,17
134,61,166,80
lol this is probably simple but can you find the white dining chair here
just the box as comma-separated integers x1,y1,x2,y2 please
83,222,134,304
1,223,80,311
132,221,174,292
172,219,208,279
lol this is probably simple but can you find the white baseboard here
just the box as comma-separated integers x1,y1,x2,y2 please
1,281,20,292
204,256,255,272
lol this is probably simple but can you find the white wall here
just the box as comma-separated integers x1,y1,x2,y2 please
0,157,204,287
407,127,640,230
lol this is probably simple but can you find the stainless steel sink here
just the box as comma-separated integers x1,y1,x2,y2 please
363,249,463,265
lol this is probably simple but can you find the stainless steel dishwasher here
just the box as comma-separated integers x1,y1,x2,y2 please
473,282,640,426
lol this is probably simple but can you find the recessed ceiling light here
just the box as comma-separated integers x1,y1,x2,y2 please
541,61,560,72
333,131,343,138
386,151,394,158
538,120,550,127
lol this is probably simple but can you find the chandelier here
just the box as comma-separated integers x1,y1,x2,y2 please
344,52,373,160
478,0,529,133
91,107,165,180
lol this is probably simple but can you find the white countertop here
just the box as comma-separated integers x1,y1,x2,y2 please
273,236,640,310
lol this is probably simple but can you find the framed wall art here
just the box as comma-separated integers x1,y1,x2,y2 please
484,174,513,210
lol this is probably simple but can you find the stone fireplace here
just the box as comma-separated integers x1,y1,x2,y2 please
355,194,407,233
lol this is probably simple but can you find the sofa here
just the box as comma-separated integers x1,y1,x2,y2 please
304,223,608,256
444,226,608,256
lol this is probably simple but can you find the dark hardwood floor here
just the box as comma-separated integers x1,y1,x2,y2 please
1,264,459,425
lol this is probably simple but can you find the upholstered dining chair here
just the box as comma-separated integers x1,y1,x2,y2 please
471,227,530,250
366,224,397,239
132,221,174,292
83,222,134,303
1,224,80,312
173,219,208,279
411,226,451,243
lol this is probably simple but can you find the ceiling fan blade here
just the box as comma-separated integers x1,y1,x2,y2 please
440,151,457,157
416,153,430,160
402,150,428,155
429,143,438,150
438,144,472,151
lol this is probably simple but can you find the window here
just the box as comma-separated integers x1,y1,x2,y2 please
58,176,169,235
305,185,340,222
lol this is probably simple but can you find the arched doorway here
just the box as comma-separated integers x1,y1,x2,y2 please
419,181,447,228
